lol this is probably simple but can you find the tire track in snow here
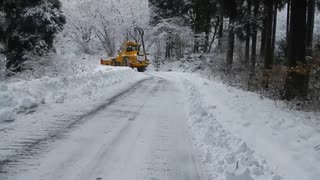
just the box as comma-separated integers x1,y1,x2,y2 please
0,77,153,174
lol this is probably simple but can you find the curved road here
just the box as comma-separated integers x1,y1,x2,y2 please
0,73,207,180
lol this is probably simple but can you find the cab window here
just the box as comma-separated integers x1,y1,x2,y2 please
126,45,140,52
127,46,134,52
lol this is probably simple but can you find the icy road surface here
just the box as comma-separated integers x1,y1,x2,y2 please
0,74,206,180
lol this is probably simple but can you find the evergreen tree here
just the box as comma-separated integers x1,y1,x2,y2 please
186,0,217,52
0,0,66,73
149,0,186,25
284,0,309,99
306,0,315,56
245,0,252,63
221,0,240,68
0,11,5,46
263,0,274,70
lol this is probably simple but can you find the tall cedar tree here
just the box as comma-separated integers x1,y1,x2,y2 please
250,0,260,73
284,0,308,99
306,0,315,56
263,0,274,70
221,0,238,67
245,0,252,64
187,0,217,53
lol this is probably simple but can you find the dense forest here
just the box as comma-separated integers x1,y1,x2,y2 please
149,0,320,107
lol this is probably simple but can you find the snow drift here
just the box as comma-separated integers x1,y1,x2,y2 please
0,66,143,123
178,72,320,180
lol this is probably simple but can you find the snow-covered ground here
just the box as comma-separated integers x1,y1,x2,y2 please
179,73,320,180
0,66,146,123
153,59,320,180
0,66,148,173
0,67,207,180
0,63,319,180
1,0,320,179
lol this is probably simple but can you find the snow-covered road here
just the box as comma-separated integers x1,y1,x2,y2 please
1,69,320,180
0,73,206,180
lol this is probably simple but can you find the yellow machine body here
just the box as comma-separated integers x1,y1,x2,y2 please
100,41,149,72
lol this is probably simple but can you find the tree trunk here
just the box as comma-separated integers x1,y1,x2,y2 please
204,31,210,53
285,0,291,64
165,42,171,59
260,6,268,57
204,11,211,53
271,2,278,61
193,34,199,53
251,0,260,73
262,1,274,89
251,32,257,72
208,16,220,52
264,1,274,70
218,15,223,46
306,0,315,56
245,0,252,64
284,0,309,100
226,17,235,69
286,0,291,42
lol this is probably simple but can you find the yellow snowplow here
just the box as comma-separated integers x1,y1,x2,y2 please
100,27,150,72
100,41,150,72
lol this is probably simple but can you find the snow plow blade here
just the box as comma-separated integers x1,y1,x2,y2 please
100,59,111,65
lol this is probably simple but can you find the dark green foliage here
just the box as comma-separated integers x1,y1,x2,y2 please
220,0,240,19
149,0,187,25
186,0,217,31
0,0,66,73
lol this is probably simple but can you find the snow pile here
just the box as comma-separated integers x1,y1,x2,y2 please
0,109,16,123
182,77,279,180
225,169,254,180
199,80,320,180
180,72,320,180
156,54,209,73
0,66,142,123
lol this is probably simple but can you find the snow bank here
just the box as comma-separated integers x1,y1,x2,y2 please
181,72,320,180
0,66,141,123
225,169,254,180
199,81,320,180
182,77,279,180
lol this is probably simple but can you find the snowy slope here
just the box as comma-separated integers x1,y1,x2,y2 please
177,72,320,180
